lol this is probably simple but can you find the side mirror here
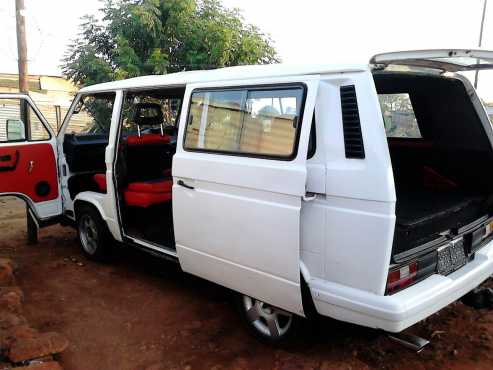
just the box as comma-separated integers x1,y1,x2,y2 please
6,119,26,141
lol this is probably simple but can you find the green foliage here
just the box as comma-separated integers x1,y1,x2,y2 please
62,0,279,86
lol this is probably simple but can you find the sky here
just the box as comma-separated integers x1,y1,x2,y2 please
2,0,493,99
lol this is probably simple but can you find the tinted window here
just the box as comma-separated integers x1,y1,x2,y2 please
379,93,422,138
184,87,304,158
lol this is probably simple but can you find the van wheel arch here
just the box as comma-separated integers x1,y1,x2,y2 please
74,201,113,261
74,199,102,219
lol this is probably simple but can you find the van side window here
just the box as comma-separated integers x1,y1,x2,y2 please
184,86,305,159
378,93,422,138
0,99,50,142
65,94,115,136
120,93,182,136
62,93,116,173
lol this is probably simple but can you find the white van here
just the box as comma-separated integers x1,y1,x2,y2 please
2,49,493,343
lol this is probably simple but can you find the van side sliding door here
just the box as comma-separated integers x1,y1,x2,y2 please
173,77,318,315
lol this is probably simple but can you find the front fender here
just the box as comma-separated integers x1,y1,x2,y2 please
74,191,122,242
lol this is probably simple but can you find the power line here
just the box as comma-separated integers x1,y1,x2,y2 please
475,0,488,89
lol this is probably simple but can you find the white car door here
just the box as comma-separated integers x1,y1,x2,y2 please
173,76,318,315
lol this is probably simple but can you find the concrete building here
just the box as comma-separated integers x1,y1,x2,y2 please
0,73,78,133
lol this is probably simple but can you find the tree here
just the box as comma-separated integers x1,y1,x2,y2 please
62,0,279,86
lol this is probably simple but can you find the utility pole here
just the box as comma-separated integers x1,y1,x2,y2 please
475,0,488,89
16,0,38,244
16,0,28,94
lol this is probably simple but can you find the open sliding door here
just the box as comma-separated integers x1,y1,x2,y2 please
173,76,318,315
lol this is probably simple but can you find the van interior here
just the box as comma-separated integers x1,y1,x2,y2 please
373,71,493,262
109,88,184,249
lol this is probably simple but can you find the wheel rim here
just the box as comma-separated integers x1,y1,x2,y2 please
79,214,99,255
242,295,293,338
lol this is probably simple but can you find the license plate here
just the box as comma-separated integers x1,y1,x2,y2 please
437,238,467,275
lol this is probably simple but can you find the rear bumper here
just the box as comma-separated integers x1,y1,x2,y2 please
310,238,493,332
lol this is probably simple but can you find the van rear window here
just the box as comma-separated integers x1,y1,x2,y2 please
184,86,305,159
379,93,422,138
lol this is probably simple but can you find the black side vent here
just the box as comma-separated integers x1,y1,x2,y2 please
340,85,365,159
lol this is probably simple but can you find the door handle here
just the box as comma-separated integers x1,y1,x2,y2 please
177,180,195,190
0,150,19,171
302,192,317,202
28,160,34,174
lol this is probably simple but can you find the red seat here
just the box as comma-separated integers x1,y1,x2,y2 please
124,178,173,208
127,134,171,146
126,179,173,193
95,174,173,208
123,190,172,208
93,174,107,192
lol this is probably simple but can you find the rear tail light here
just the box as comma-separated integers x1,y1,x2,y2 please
386,252,438,295
386,261,418,295
485,221,493,238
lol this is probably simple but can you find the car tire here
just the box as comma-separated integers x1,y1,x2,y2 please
235,293,301,345
76,204,113,261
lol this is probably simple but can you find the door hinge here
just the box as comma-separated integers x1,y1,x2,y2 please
302,192,317,202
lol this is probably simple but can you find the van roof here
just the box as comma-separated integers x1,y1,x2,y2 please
79,63,368,93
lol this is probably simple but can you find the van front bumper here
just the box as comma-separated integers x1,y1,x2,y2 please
310,238,493,332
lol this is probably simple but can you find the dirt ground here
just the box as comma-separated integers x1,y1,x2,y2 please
2,197,493,370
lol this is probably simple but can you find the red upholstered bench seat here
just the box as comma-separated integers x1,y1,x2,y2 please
123,190,172,208
126,179,173,193
93,174,173,208
126,134,171,146
124,178,173,208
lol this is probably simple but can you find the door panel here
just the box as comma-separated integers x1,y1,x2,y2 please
0,94,61,219
174,78,318,315
0,143,58,202
173,169,304,313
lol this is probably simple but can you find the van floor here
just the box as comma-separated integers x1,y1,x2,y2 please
122,203,175,248
393,187,488,259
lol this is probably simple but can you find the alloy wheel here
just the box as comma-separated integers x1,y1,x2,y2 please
242,295,293,338
79,214,99,255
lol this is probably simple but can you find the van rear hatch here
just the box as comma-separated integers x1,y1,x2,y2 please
371,50,493,267
369,49,493,294
370,49,493,72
